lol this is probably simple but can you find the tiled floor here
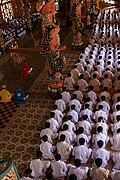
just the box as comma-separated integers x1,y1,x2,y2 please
0,1,120,179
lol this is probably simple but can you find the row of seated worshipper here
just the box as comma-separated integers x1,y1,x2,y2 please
63,12,120,92
21,10,120,180
26,82,120,180
89,9,120,47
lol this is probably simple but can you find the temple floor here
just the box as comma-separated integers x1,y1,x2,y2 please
0,1,120,179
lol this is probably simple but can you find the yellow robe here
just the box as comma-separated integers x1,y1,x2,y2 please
0,89,11,102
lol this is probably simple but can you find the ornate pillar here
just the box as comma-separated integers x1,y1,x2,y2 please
21,0,32,30
36,0,66,97
96,0,99,9
70,1,83,48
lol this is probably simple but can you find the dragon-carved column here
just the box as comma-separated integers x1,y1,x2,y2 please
36,0,66,98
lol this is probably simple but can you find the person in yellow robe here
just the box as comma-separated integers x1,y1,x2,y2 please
0,85,11,103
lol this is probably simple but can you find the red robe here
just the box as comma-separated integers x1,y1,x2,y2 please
21,63,31,77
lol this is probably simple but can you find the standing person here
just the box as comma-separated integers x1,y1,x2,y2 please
16,85,29,104
30,151,50,179
0,85,12,103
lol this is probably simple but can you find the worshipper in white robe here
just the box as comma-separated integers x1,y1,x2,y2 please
102,69,114,80
64,72,75,91
87,85,97,104
86,61,93,73
20,169,33,180
75,126,91,146
112,96,120,111
93,105,108,122
111,105,120,123
69,94,81,113
57,134,73,161
81,66,90,82
40,122,58,144
111,152,120,171
75,59,84,73
77,115,92,135
96,62,104,77
91,140,110,168
74,85,83,103
30,151,50,179
58,124,73,144
62,116,76,139
90,158,109,180
99,87,110,103
90,68,101,80
55,94,66,113
72,138,92,163
112,90,120,103
101,74,112,90
96,96,110,115
71,64,80,82
40,135,55,160
46,112,59,133
114,67,120,81
110,172,120,180
95,116,109,135
68,159,89,180
92,126,109,149
110,128,120,151
84,97,94,111
111,114,120,135
67,104,78,124
114,76,120,92
50,154,67,179
77,74,88,92
51,104,63,126
79,104,93,123
61,86,71,105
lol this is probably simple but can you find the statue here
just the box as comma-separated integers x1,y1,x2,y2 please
70,1,83,46
21,0,32,30
36,0,66,96
0,28,5,52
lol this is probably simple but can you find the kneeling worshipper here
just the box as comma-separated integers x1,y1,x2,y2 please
16,85,29,104
0,85,13,103
21,60,33,77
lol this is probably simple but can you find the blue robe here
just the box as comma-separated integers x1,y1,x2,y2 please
16,89,27,104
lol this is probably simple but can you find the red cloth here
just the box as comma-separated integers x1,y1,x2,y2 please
21,63,30,77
